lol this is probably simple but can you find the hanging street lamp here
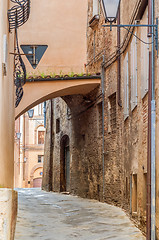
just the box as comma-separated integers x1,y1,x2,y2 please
27,109,34,118
102,0,120,23
101,0,158,55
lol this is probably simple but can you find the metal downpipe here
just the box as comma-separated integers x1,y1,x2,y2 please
117,9,122,107
101,57,105,201
151,0,156,238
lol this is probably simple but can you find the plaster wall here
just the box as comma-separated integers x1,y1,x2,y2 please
0,0,15,188
18,0,87,75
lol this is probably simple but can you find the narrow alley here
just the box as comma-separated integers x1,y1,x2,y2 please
15,189,145,240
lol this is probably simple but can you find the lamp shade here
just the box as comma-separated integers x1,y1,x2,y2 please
27,109,34,118
102,0,121,23
16,132,21,140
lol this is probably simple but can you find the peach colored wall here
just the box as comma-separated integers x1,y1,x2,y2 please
18,0,87,75
15,78,100,119
0,0,15,188
14,119,21,188
14,106,44,188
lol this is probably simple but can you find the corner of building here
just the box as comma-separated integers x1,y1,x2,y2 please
0,188,18,240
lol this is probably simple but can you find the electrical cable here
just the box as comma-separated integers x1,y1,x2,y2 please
122,26,154,45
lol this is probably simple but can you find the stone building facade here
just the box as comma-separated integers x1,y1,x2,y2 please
43,0,159,238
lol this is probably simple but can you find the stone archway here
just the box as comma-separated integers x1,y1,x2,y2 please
60,135,70,192
15,77,101,119
30,163,43,188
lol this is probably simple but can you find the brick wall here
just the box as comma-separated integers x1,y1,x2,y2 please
42,0,159,236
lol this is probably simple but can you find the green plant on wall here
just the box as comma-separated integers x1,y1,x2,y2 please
26,71,92,79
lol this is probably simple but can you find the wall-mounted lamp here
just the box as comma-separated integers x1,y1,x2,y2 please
102,0,120,23
27,109,34,118
101,0,158,54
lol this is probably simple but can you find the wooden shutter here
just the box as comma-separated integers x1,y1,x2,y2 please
141,12,149,98
131,34,138,111
124,52,129,120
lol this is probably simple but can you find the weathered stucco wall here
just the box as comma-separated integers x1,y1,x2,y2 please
18,0,87,75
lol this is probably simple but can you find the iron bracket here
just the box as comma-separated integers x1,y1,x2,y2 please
103,18,159,56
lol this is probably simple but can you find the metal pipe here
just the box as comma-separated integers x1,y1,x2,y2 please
101,56,105,201
147,51,152,240
117,9,122,107
148,0,152,37
49,100,53,191
44,101,46,128
22,114,26,182
130,175,132,215
151,0,156,239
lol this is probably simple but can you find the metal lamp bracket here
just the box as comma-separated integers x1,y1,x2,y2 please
103,18,159,56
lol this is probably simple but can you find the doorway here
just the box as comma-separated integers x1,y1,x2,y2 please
60,135,70,192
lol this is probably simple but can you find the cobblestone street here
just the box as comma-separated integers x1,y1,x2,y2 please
14,188,145,240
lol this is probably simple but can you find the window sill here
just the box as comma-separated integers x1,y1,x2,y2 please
89,15,99,29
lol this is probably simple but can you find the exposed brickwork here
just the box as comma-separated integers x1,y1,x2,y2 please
42,0,159,237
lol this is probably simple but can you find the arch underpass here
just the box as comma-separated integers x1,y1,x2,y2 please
15,75,101,119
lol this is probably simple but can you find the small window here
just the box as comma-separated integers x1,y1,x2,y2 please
56,118,60,133
38,131,45,144
132,174,137,213
38,155,44,163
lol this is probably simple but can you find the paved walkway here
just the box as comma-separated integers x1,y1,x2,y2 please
15,188,145,240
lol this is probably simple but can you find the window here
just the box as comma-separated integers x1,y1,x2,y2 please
131,35,138,111
132,174,137,213
38,155,44,163
108,93,116,132
56,118,60,133
38,131,45,144
124,52,129,120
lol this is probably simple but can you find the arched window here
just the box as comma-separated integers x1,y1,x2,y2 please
37,126,45,145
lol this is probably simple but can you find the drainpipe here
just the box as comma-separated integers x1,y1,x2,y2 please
101,56,105,201
117,9,122,107
49,99,53,191
151,0,156,238
22,113,26,182
44,101,46,128
147,51,152,240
